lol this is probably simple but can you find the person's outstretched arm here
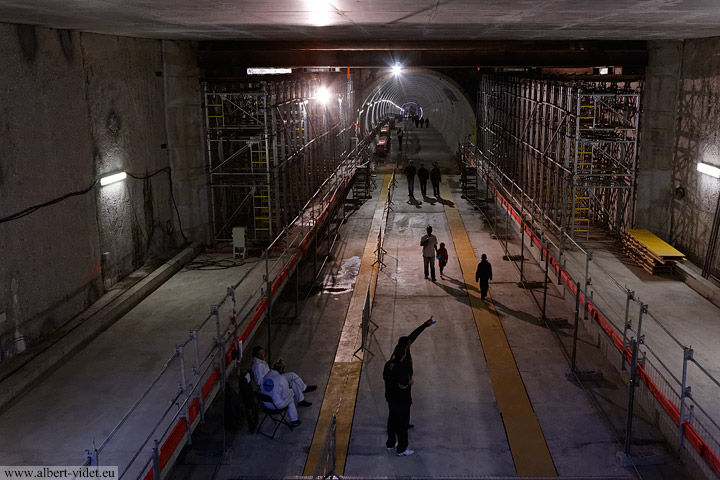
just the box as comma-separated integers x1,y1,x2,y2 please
408,317,434,344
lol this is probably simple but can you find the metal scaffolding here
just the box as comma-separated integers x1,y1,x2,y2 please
204,77,355,245
477,75,641,240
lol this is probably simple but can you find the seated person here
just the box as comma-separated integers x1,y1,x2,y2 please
261,361,301,426
251,346,316,407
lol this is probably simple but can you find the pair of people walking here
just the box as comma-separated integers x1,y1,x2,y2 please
420,226,449,280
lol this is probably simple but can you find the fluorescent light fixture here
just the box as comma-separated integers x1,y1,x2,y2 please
697,162,720,178
100,171,127,186
316,86,330,104
247,68,292,75
392,63,402,76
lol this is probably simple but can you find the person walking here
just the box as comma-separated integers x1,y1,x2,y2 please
475,253,493,299
430,163,441,197
417,163,429,197
436,242,449,277
403,160,416,197
384,317,435,456
420,225,438,281
397,128,403,151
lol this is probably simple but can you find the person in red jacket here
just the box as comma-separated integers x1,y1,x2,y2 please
436,242,449,277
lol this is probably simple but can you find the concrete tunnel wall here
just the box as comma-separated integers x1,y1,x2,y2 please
0,24,208,362
358,70,476,157
638,38,720,275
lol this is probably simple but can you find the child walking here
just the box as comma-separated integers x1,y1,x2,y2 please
437,242,449,277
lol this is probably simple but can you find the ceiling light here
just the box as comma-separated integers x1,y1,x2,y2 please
392,63,402,76
697,162,720,178
100,172,127,186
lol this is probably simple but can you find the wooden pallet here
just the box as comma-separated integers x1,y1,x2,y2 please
621,229,685,275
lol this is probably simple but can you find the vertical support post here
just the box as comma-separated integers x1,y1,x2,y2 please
85,449,98,467
265,250,273,363
621,290,635,370
212,306,225,390
558,228,565,285
189,330,205,424
571,282,580,371
152,439,161,480
584,251,592,320
542,244,550,323
505,203,509,256
520,217,525,281
624,302,647,455
312,208,318,279
678,346,693,447
176,345,193,445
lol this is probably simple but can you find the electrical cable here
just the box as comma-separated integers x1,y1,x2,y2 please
0,166,189,244
0,180,99,224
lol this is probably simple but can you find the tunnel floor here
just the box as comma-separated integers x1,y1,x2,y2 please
1,125,716,479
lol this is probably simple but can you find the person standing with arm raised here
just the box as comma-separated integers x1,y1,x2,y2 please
384,317,435,456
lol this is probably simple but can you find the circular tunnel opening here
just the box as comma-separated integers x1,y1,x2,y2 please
358,69,476,150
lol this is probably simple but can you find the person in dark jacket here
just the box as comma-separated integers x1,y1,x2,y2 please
430,163,441,197
417,163,430,197
403,160,416,197
384,317,434,456
475,253,493,299
397,128,403,151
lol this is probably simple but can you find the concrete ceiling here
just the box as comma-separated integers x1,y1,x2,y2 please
1,0,720,41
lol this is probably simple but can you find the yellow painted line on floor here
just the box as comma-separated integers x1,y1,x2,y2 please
440,182,557,477
304,174,391,476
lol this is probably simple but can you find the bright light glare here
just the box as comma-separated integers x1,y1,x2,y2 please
599,67,609,75
316,86,331,104
305,0,334,26
100,172,127,186
392,63,402,76
697,162,720,178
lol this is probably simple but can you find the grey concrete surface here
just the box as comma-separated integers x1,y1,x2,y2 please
636,40,682,238
0,24,190,363
0,124,708,480
0,250,274,476
0,242,201,412
2,1,720,40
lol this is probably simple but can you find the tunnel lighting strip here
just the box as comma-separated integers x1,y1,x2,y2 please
247,67,292,75
697,162,720,178
99,171,127,186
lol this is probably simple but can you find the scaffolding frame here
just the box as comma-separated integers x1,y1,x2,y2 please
204,77,355,245
477,75,641,240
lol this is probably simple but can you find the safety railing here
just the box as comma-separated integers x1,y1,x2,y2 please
353,169,395,358
460,142,720,479
80,144,361,479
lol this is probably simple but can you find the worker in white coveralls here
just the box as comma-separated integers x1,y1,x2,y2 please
251,345,317,406
261,360,301,426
